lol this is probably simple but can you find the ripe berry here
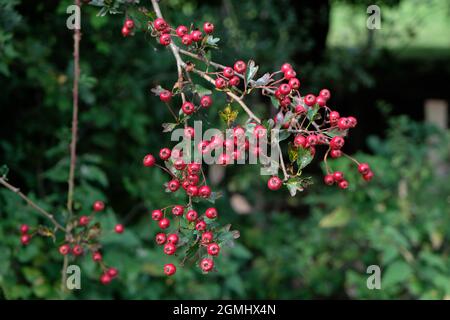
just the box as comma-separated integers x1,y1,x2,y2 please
306,135,318,146
182,180,191,190
295,105,306,114
121,26,131,37
223,67,234,79
319,89,331,100
338,117,351,130
229,76,240,87
324,174,335,185
164,243,176,255
59,244,71,256
159,90,172,103
72,244,83,256
233,60,246,74
347,116,358,128
333,171,344,182
20,234,31,245
155,233,167,245
191,30,203,42
280,63,292,73
79,215,90,226
171,148,183,159
186,210,198,222
338,180,349,189
279,84,291,95
188,162,201,174
143,154,156,167
200,258,214,272
153,18,168,31
195,220,207,231
92,251,102,262
288,78,300,90
167,233,179,245
330,149,342,158
304,94,316,106
316,96,327,107
107,267,119,278
20,224,29,234
176,25,188,37
294,135,307,148
218,153,230,166
186,185,198,197
330,136,345,150
316,134,328,145
168,179,180,192
254,125,267,139
125,19,134,29
114,224,124,234
203,22,214,34
198,185,212,198
280,97,292,109
268,176,282,191
164,263,176,276
181,102,195,115
100,273,112,285
174,158,186,170
159,34,171,46
159,148,171,161
181,34,193,46
205,208,217,219
200,95,212,108
215,77,227,89
202,231,214,244
187,174,199,185
159,218,170,229
172,205,184,216
152,209,163,221
363,170,374,181
284,69,296,79
329,111,340,125
207,243,220,256
93,200,105,212
358,163,370,175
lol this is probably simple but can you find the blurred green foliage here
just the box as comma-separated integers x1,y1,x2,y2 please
0,0,449,299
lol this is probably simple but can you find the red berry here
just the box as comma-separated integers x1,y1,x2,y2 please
223,67,234,79
159,148,171,161
338,180,349,189
171,148,183,159
79,215,90,226
182,180,191,190
338,117,351,130
316,96,327,107
159,218,170,229
164,263,176,276
195,220,207,231
152,209,163,221
72,244,83,256
20,234,31,245
59,244,71,256
168,179,180,192
279,84,291,95
173,159,185,171
159,90,172,102
288,78,300,90
324,174,335,185
304,94,316,106
155,233,167,245
181,102,195,115
280,63,292,73
121,26,131,37
306,135,318,146
107,267,118,278
187,174,199,186
181,34,193,46
92,251,102,262
284,69,296,79
363,170,374,181
125,19,134,29
218,153,230,166
143,154,156,167
176,25,188,37
191,30,203,42
186,210,198,222
159,34,171,46
172,205,184,216
333,171,344,182
202,231,214,244
114,224,124,234
93,200,105,212
200,95,212,108
198,185,211,198
203,22,214,34
295,105,306,114
100,273,112,285
294,135,307,148
200,258,214,272
188,162,201,174
164,243,176,255
330,149,342,158
207,243,220,256
330,136,345,150
329,111,340,125
233,60,247,74
268,176,282,191
167,233,179,245
215,77,227,89
254,125,267,139
319,89,331,100
153,18,168,31
358,163,370,175
186,185,198,197
347,116,358,128
20,224,29,234
229,76,240,87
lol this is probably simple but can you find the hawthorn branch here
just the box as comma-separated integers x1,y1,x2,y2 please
0,177,66,232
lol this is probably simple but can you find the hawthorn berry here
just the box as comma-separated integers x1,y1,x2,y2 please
306,135,318,146
319,89,331,100
363,170,374,181
79,215,90,226
279,84,291,95
202,231,214,244
330,136,345,150
186,210,198,222
164,263,176,276
329,111,340,125
295,105,306,114
20,234,31,245
186,185,199,197
72,244,83,256
207,243,220,256
107,267,119,278
174,158,186,170
254,125,267,139
294,135,307,148
143,154,156,167
304,94,316,106
100,273,112,285
198,185,212,198
324,174,335,185
181,102,195,115
233,60,247,74
159,218,170,229
200,258,214,272
159,148,171,161
164,243,176,255
159,34,171,46
330,149,342,158
203,22,214,34
167,233,179,245
59,244,71,256
268,176,282,191
92,251,102,262
93,200,105,212
153,18,168,31
218,153,230,166
347,116,358,128
223,67,234,79
172,205,184,217
156,233,167,245
316,96,327,107
215,77,227,89
182,34,193,46
280,63,292,73
125,19,134,29
195,220,207,231
114,224,124,234
168,179,180,192
191,30,203,42
187,174,200,185
159,90,172,102
20,224,29,234
176,25,188,37
188,162,201,174
284,69,297,80
358,163,370,175
338,117,351,130
338,180,349,189
333,171,344,182
121,26,131,37
229,76,240,87
289,78,300,90
200,95,213,108
152,209,163,221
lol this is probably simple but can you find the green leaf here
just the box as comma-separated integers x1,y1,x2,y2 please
250,73,270,87
206,35,220,47
288,143,298,162
324,128,347,138
194,84,212,96
278,130,291,142
0,164,9,178
319,207,351,228
297,147,313,169
246,60,259,83
162,123,177,133
270,96,279,109
383,260,413,288
306,104,319,121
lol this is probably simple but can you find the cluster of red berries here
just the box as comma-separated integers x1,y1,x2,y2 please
121,18,135,37
323,163,373,189
150,17,214,47
158,88,212,116
214,60,246,90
